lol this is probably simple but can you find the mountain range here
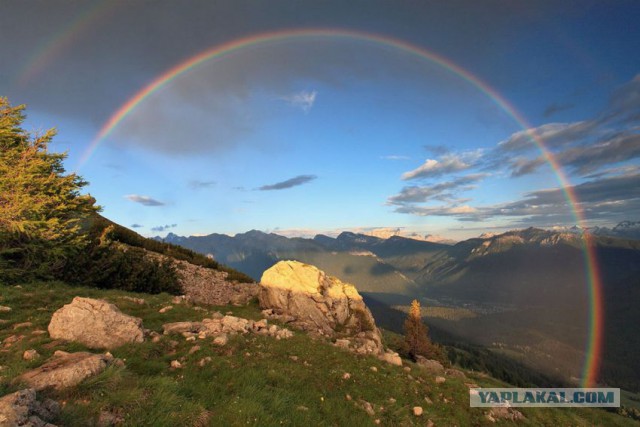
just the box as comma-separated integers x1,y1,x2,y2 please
158,223,640,392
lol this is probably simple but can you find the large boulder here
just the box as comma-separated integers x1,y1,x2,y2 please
259,261,383,354
48,297,144,349
15,351,113,391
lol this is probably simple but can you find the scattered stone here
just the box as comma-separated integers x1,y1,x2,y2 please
31,329,47,336
0,305,11,312
97,409,125,426
152,335,162,343
426,419,434,427
335,339,351,349
360,400,375,416
163,321,199,335
296,405,309,411
403,366,411,372
171,295,186,305
13,321,33,330
213,334,228,346
185,336,196,342
342,372,351,380
221,315,249,333
0,389,60,426
48,297,144,349
16,351,113,391
424,396,433,405
23,349,40,361
379,350,402,366
120,296,145,305
158,306,173,313
445,368,466,379
345,394,352,401
188,345,201,355
2,334,24,348
486,407,525,422
435,376,446,384
416,356,445,374
374,419,381,425
370,366,378,372
388,398,396,404
289,355,298,362
170,360,182,369
197,357,212,367
413,406,423,416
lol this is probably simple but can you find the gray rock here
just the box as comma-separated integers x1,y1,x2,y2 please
15,352,112,391
48,297,144,349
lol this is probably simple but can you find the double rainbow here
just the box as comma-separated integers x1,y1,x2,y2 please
80,28,603,386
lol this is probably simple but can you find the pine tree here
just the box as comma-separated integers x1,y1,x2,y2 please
403,299,444,362
0,97,99,281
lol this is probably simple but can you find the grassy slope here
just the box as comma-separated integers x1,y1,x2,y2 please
0,282,636,426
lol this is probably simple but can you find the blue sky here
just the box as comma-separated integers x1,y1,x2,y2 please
1,1,639,239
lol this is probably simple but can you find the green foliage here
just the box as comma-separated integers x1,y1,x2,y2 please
0,98,98,282
403,300,446,363
87,215,254,284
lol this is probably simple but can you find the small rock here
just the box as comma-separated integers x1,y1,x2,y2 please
403,366,411,372
416,356,445,374
388,397,396,404
379,350,402,366
189,345,201,355
16,351,112,390
213,334,228,346
427,419,434,427
374,419,381,425
289,355,298,362
159,306,173,313
370,366,378,372
342,372,351,380
335,339,351,349
361,400,375,416
424,396,433,404
445,368,466,379
296,405,309,411
23,349,40,361
197,357,212,367
171,295,186,304
152,335,161,343
120,296,145,305
170,360,182,369
185,336,196,342
435,376,446,384
345,394,352,401
13,321,33,329
31,329,47,336
413,406,423,416
0,305,11,312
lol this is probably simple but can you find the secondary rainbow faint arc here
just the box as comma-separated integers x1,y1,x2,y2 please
85,28,603,386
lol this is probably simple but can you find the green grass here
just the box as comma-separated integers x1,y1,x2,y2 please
1,281,638,426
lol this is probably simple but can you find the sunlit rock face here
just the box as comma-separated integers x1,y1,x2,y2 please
259,260,383,354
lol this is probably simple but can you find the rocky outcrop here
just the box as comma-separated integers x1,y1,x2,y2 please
0,389,59,427
143,249,259,306
15,351,113,391
48,297,144,349
259,261,384,355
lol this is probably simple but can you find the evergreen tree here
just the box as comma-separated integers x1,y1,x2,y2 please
403,299,444,362
0,98,98,281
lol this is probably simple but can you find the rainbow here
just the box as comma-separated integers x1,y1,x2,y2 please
85,28,603,386
15,1,120,87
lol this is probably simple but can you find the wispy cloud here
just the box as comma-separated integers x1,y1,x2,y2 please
258,174,317,191
401,151,481,180
188,180,216,190
381,155,410,160
124,194,165,206
281,90,317,113
130,223,143,229
388,174,487,205
151,223,177,232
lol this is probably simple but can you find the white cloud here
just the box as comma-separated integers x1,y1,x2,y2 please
281,90,317,113
402,151,481,180
124,194,165,206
